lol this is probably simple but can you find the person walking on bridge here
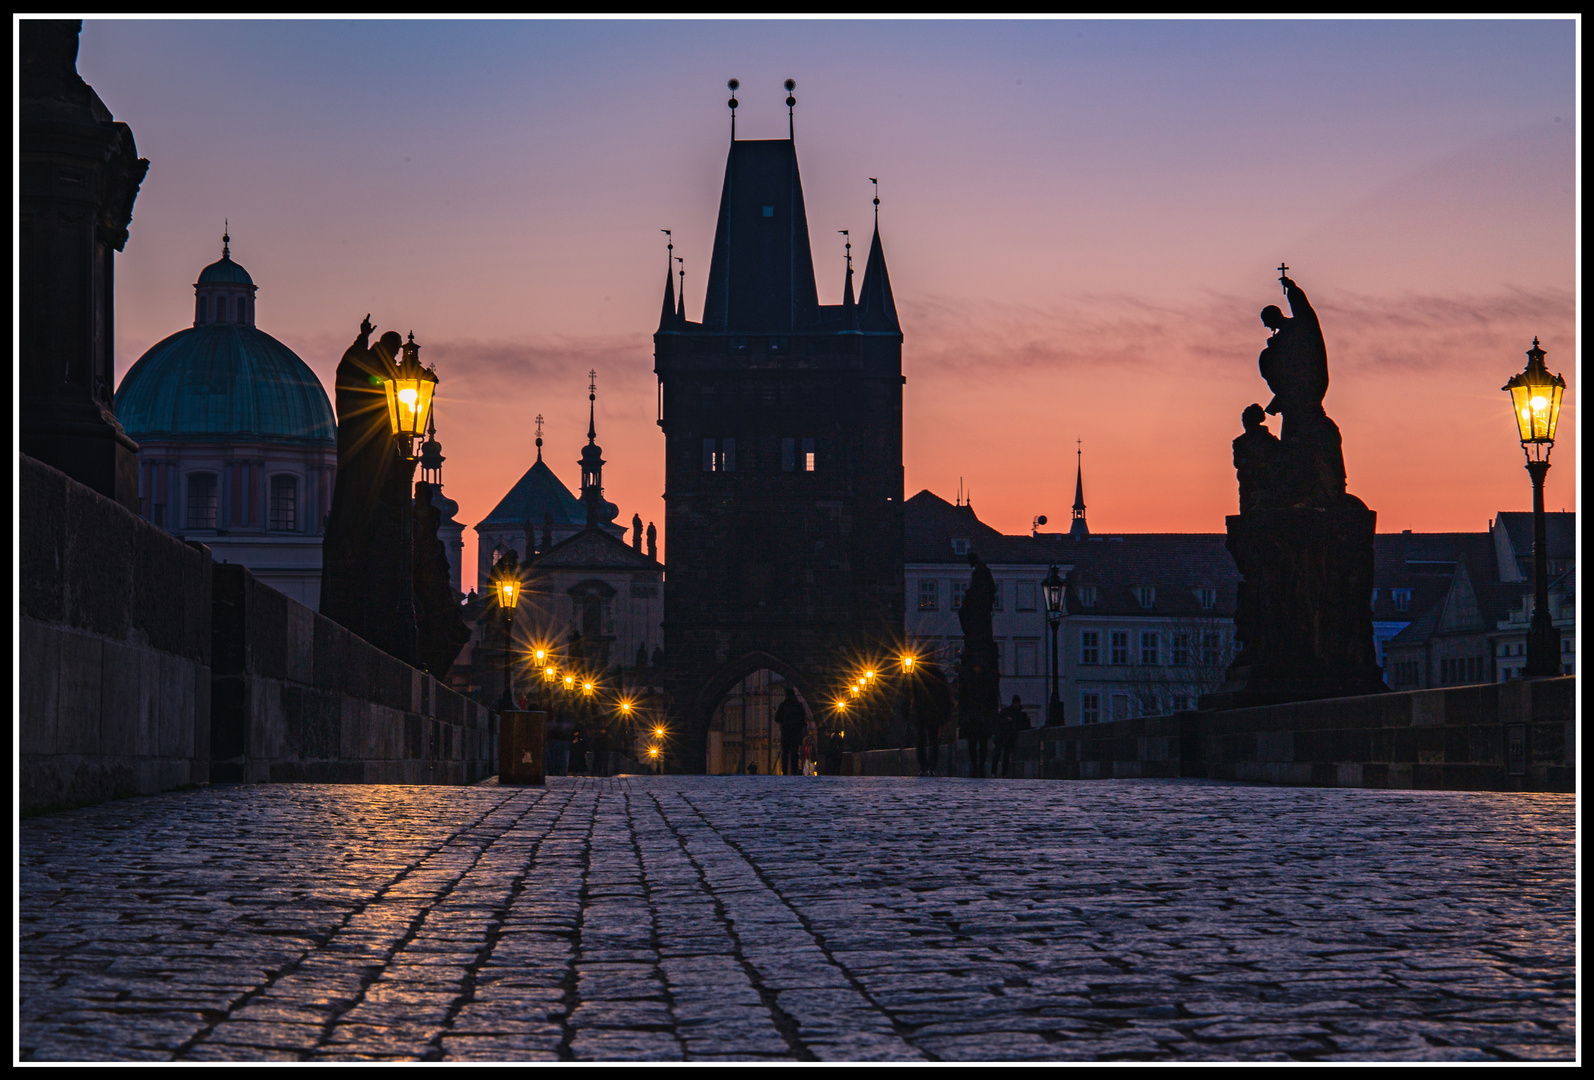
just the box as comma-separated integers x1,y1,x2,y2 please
775,685,808,777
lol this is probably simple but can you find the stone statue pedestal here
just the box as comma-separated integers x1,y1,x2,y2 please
1201,498,1388,711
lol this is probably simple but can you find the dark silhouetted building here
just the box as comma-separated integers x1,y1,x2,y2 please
655,126,905,769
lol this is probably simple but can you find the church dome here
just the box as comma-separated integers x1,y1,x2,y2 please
115,235,332,444
196,254,254,286
115,325,334,443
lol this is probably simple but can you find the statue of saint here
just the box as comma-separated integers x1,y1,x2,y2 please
1258,275,1329,433
956,552,1001,777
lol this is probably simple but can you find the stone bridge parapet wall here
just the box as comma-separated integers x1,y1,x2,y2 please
845,677,1575,792
21,454,497,813
21,455,212,812
211,563,495,785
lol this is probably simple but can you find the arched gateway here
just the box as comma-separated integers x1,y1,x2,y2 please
654,96,906,771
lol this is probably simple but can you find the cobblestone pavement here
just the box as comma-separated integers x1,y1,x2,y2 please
18,777,1577,1062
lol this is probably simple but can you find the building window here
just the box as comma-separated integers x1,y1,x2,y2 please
1110,631,1129,665
186,472,218,529
994,640,1005,675
1140,631,1159,666
1079,631,1099,665
1136,586,1156,609
217,296,228,322
1393,588,1412,612
1081,692,1101,725
1170,631,1190,667
1201,631,1221,667
952,582,967,611
918,580,938,612
803,437,815,472
1195,587,1217,610
1111,693,1129,722
782,437,795,472
992,581,1004,612
269,474,298,532
951,538,969,556
1015,640,1038,677
1171,694,1191,712
703,438,715,471
722,437,736,472
1370,588,1380,609
1138,693,1159,717
1075,585,1097,608
1015,580,1036,611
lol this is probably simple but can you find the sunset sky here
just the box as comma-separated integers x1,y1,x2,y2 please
79,18,1577,589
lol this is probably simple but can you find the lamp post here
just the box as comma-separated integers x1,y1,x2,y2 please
493,571,521,710
1042,565,1066,726
380,332,438,668
1503,338,1566,678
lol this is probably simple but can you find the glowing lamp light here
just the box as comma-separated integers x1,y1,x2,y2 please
382,333,438,440
619,700,632,714
564,675,575,689
654,725,665,738
582,681,594,695
1503,338,1565,460
495,576,520,612
648,746,660,758
534,648,547,664
900,654,916,672
544,666,557,681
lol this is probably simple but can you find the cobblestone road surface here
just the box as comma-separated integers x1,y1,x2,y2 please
18,776,1577,1061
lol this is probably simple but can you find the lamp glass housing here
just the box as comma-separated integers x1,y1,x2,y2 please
496,577,520,611
383,345,438,440
1042,566,1066,616
1503,342,1565,456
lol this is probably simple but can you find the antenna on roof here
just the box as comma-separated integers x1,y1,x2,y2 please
535,414,544,462
727,78,740,139
784,78,796,139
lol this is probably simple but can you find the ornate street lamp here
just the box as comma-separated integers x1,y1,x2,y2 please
1503,338,1566,677
493,569,521,710
380,332,439,669
1043,565,1066,725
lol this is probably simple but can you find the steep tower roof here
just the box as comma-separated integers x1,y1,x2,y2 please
857,223,899,332
1070,447,1089,540
702,139,820,332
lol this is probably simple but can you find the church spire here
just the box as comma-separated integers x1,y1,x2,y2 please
1070,442,1089,540
676,256,686,322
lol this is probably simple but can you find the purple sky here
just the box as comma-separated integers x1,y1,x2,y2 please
78,18,1578,588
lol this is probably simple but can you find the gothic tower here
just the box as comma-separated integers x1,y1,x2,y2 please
654,95,906,770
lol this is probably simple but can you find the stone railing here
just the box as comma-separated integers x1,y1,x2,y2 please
844,676,1575,792
21,453,497,813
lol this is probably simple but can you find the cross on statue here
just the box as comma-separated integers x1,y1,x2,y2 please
1278,262,1289,294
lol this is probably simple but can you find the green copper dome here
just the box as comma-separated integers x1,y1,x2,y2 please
115,324,334,444
196,254,254,286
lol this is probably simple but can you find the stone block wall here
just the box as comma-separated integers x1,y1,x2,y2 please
844,677,1575,792
20,455,212,812
211,563,495,784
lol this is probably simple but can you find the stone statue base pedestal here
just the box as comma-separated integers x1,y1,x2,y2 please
1200,499,1389,711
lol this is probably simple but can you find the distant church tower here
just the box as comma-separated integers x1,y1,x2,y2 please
654,83,906,770
1069,445,1089,540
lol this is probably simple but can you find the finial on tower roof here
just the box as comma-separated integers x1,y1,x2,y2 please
870,178,879,225
222,219,230,260
587,369,598,443
839,229,855,308
727,78,740,139
785,78,796,138
535,414,544,461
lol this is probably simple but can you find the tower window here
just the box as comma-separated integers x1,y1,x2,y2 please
803,437,815,472
703,438,716,472
217,296,228,322
269,475,298,532
722,437,736,472
761,205,775,217
186,472,218,529
781,437,795,472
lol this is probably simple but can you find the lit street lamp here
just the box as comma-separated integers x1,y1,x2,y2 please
380,332,438,668
1503,338,1566,678
1043,565,1066,726
493,569,520,710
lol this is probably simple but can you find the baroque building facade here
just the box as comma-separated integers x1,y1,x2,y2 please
113,234,336,607
655,113,906,769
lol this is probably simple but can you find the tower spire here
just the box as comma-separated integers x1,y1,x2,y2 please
727,78,739,140
1070,441,1089,540
676,256,685,321
659,229,677,328
784,78,796,140
858,190,900,333
839,230,855,310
